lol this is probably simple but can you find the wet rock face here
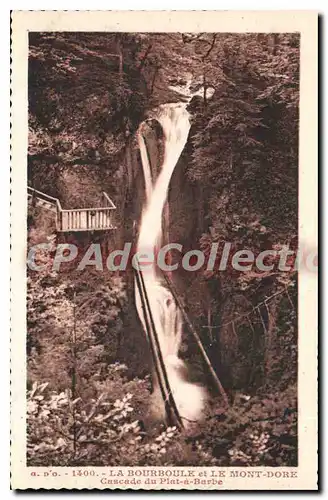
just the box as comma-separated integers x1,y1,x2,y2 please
187,95,204,115
146,119,164,140
142,121,164,182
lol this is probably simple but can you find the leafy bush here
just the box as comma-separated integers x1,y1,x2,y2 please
27,365,209,467
197,384,297,466
27,236,127,391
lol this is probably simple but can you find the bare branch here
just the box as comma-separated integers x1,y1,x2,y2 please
202,34,218,61
138,44,153,71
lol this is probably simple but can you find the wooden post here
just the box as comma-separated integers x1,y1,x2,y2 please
134,267,183,429
162,272,229,408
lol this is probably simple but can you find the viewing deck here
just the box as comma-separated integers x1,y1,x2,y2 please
28,187,116,232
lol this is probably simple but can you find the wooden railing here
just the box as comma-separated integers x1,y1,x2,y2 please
27,186,62,212
28,187,116,232
60,206,116,232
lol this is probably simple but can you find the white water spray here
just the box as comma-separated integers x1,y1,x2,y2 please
135,103,207,424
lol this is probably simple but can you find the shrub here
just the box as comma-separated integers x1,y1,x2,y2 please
197,384,297,466
27,365,206,467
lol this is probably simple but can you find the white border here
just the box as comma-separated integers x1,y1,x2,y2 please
8,7,320,494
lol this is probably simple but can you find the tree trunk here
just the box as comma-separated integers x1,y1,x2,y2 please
138,44,153,71
203,72,207,110
269,34,279,56
114,34,123,77
150,66,159,95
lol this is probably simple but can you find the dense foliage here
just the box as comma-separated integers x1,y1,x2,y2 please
28,32,299,467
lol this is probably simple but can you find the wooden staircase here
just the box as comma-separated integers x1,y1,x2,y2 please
28,187,117,232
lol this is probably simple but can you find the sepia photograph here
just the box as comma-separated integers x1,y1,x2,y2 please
26,29,300,467
10,10,318,490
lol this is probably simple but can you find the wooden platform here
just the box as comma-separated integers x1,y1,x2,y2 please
28,187,116,232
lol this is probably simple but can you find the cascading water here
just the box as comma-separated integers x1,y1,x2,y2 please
135,103,207,424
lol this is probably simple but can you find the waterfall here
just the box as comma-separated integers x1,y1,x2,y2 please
135,103,207,424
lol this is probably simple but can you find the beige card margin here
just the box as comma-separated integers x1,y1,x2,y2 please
10,10,318,490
